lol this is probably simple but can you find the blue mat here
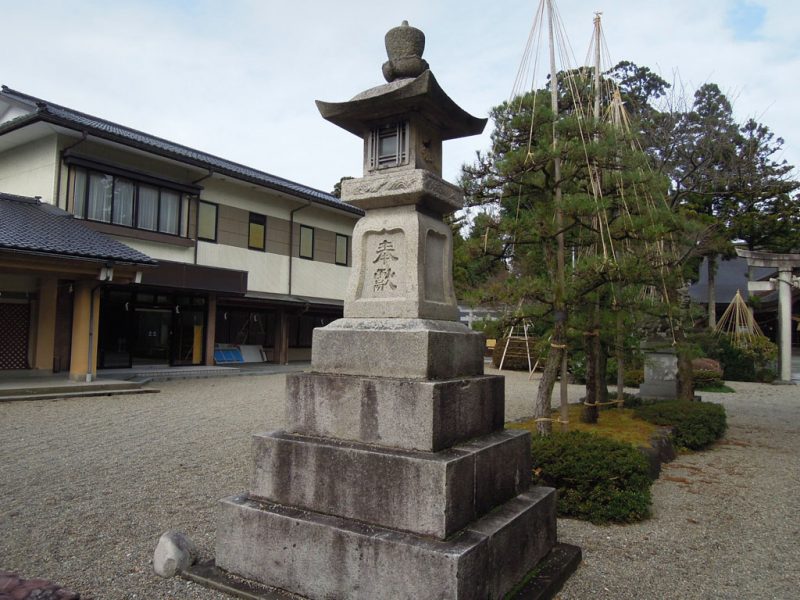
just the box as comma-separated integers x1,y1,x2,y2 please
214,348,244,364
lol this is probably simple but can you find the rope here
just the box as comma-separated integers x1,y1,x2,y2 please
550,342,567,349
534,417,570,424
583,399,624,407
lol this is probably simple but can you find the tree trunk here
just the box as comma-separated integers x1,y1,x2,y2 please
598,343,609,405
582,329,599,423
535,320,565,435
616,309,625,402
707,254,717,329
676,345,694,401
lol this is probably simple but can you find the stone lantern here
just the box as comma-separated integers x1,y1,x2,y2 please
317,20,486,323
210,21,579,599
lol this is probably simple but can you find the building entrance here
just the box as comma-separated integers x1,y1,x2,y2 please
98,288,206,368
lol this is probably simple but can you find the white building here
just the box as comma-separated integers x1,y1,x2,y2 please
0,86,361,378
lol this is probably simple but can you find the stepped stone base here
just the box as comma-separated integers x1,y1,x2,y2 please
249,429,530,538
216,486,557,600
311,318,485,379
639,380,679,401
286,372,504,451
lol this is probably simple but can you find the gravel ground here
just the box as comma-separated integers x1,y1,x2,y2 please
1,368,798,599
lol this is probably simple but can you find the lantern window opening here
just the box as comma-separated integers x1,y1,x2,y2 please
370,122,409,169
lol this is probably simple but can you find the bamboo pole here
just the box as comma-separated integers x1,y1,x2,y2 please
547,0,569,432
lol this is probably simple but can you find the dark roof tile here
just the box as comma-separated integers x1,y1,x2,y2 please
0,86,363,217
0,192,157,265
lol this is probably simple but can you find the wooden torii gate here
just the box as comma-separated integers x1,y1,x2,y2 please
736,248,800,382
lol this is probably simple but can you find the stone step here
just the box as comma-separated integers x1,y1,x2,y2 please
216,486,557,600
0,388,158,402
0,380,142,398
286,372,504,451
248,428,531,539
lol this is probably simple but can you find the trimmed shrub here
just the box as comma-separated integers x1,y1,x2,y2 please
691,357,723,376
693,369,723,389
634,400,727,450
530,431,652,524
756,367,776,383
691,332,777,382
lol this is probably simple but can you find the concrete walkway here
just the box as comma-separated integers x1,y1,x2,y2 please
0,362,310,401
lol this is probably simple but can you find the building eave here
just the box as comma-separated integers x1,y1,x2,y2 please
0,89,365,218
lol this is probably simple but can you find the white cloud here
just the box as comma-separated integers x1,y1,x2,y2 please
2,0,798,191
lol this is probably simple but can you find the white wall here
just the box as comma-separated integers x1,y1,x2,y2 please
295,205,359,237
197,242,290,294
291,258,350,299
202,178,296,220
0,136,58,201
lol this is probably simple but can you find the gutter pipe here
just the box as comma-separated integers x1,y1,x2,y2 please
288,199,312,295
56,132,88,210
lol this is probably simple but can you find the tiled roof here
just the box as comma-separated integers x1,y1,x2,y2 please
0,86,363,217
0,192,157,265
688,256,775,303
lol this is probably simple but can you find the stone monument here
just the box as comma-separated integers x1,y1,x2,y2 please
639,340,680,401
211,21,579,599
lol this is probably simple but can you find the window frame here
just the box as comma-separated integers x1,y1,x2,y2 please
299,225,314,260
197,200,219,242
368,121,409,169
248,212,267,251
335,233,349,266
69,165,184,237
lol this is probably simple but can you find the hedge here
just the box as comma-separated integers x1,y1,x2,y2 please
693,369,724,389
530,431,652,524
634,400,727,450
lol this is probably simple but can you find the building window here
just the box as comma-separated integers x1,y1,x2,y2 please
198,201,218,241
299,225,314,259
368,122,408,169
113,178,135,227
159,191,180,235
249,213,266,251
71,166,182,236
138,185,159,231
335,234,349,266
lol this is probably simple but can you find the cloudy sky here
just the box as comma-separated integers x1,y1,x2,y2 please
3,0,798,194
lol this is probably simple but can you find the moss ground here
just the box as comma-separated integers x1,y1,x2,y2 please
508,403,659,448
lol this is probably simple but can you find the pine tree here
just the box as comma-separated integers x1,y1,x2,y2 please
461,82,700,430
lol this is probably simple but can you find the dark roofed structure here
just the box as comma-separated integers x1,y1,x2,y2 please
688,256,775,304
0,192,156,265
0,86,363,217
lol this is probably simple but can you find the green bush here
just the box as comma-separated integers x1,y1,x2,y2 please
634,400,727,450
691,332,777,382
693,369,723,389
471,317,504,341
530,431,651,524
623,369,644,387
620,392,642,408
756,367,776,383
